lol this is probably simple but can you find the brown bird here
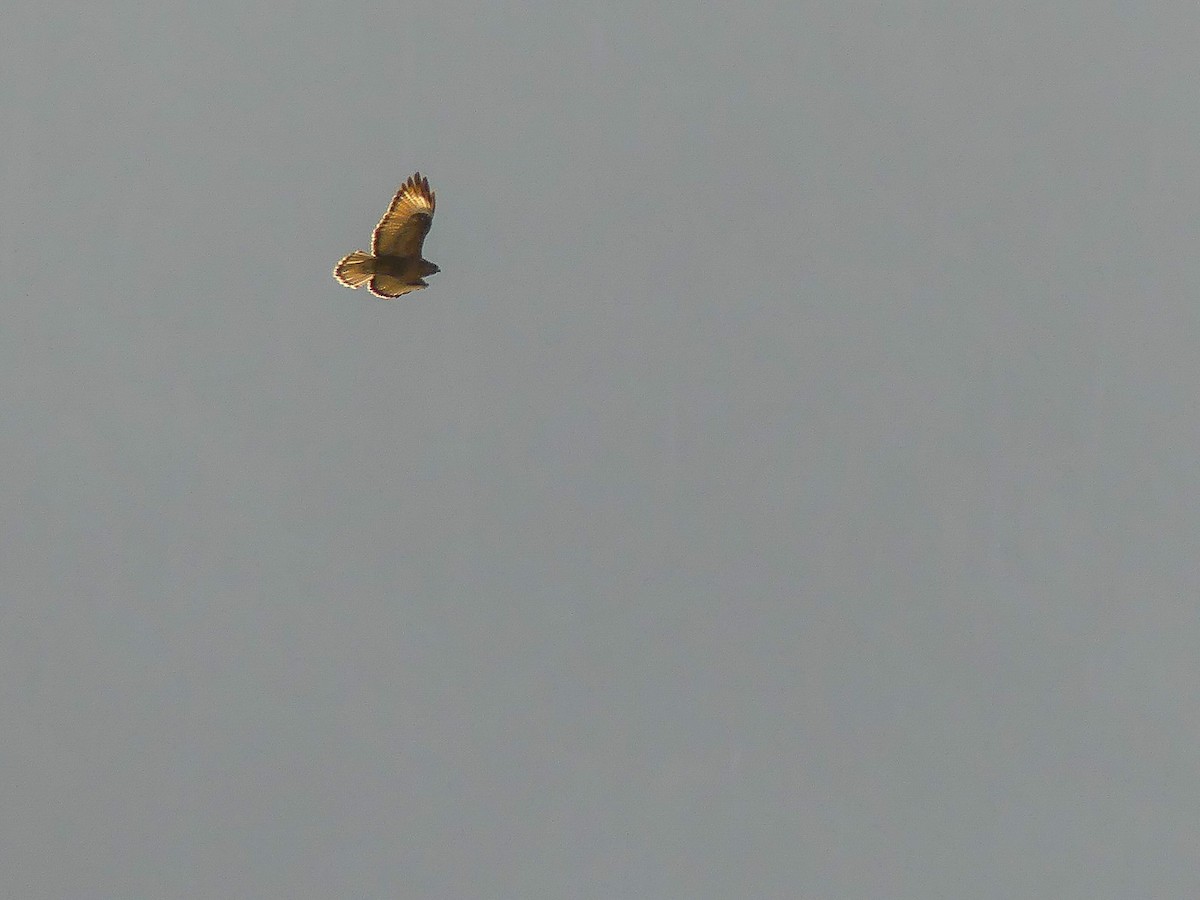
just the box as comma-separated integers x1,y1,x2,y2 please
333,173,439,299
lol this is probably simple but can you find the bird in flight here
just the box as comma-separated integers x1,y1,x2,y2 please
333,172,439,299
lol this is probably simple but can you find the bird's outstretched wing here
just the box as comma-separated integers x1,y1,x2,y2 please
369,276,424,299
372,173,436,257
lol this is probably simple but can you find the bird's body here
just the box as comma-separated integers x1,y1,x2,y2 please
334,173,439,299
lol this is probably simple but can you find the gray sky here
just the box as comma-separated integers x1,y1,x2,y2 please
4,2,1199,897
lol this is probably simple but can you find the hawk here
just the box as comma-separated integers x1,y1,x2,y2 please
333,172,439,299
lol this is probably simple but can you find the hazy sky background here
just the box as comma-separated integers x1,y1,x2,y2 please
3,2,1199,897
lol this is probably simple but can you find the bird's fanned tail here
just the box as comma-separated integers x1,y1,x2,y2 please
333,250,375,288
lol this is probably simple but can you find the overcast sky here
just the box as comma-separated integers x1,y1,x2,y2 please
3,2,1199,897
